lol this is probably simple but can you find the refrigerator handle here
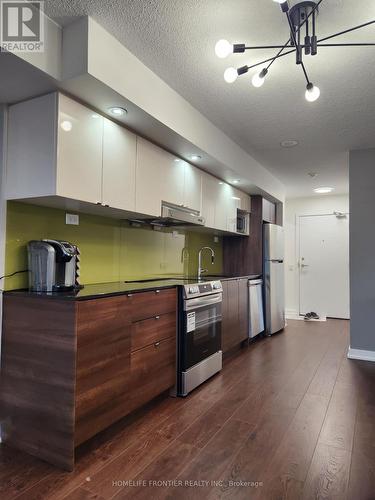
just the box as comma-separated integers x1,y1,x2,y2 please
269,259,284,263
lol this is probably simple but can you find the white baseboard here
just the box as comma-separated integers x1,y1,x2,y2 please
285,310,299,320
347,347,375,362
285,310,327,322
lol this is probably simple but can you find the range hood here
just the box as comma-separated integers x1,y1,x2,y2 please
128,202,205,227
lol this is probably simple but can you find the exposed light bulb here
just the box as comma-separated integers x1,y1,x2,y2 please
224,67,238,83
252,69,268,88
305,83,320,102
215,39,232,59
273,0,286,3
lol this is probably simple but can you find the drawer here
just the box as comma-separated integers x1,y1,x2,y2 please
130,337,176,407
131,312,176,352
127,288,177,322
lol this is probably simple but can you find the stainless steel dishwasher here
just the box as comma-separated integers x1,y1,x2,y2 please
248,279,265,338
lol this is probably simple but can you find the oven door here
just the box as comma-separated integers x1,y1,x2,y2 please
182,293,222,370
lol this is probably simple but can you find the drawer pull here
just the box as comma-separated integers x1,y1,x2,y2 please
127,293,133,298
155,290,160,294
154,342,160,347
155,316,160,320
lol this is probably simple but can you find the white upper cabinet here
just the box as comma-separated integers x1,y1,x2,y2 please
135,137,170,217
201,172,217,229
57,94,103,204
135,139,202,217
236,189,251,212
102,118,136,211
7,92,105,204
6,91,250,233
183,163,202,212
201,175,251,234
7,93,137,211
161,155,185,208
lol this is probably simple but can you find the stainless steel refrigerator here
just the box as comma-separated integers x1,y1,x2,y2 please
263,223,285,335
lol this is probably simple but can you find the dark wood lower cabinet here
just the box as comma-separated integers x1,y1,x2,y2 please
222,278,249,354
0,288,177,471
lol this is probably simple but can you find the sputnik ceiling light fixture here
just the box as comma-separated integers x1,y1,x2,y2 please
216,0,375,102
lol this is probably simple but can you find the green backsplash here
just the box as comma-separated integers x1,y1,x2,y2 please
4,202,223,290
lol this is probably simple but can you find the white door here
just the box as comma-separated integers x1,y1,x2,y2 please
299,213,350,319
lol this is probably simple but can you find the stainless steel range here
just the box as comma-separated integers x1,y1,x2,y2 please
177,280,223,396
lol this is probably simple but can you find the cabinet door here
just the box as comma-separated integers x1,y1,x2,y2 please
215,182,232,232
184,163,202,212
201,172,217,229
161,156,185,207
56,94,103,204
136,138,185,216
75,295,131,445
262,198,276,223
221,280,240,353
102,118,136,211
240,192,251,213
238,279,249,342
227,186,241,233
129,337,176,410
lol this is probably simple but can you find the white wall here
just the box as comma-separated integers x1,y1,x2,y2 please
284,194,349,318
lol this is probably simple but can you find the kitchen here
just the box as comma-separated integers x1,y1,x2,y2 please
0,90,285,469
1,1,375,499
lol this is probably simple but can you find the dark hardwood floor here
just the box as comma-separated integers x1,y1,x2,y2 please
2,319,375,500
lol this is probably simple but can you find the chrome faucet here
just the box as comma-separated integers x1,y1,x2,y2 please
198,246,215,279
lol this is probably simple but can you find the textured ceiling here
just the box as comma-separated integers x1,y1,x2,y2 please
43,0,375,197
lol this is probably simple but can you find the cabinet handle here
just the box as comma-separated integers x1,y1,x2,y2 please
155,316,160,320
154,342,160,347
127,293,133,298
155,290,160,294
96,201,101,205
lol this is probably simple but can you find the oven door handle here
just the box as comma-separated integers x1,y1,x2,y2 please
184,293,222,311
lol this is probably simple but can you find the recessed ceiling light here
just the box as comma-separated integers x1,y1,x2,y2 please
60,120,73,132
191,155,201,161
280,139,299,148
91,113,100,119
232,179,240,184
108,107,128,116
174,159,181,162
314,187,334,194
218,182,224,185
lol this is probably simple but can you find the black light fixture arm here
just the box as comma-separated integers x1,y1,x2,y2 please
285,10,311,84
318,19,375,44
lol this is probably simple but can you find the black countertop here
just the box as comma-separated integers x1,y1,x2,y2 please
4,274,262,301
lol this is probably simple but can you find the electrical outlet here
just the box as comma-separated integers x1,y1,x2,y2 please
66,213,79,225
